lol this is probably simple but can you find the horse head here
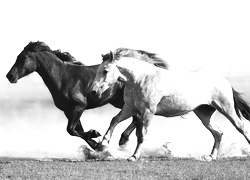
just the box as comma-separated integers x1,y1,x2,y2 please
91,51,127,98
6,42,42,83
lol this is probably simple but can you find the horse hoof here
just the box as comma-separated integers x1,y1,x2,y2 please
201,155,214,162
119,135,129,147
88,129,101,138
119,143,128,150
119,139,128,149
105,156,116,161
127,156,137,162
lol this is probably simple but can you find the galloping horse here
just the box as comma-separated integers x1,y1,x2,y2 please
6,42,140,150
91,48,250,161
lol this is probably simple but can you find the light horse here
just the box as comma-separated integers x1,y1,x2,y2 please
6,41,140,150
91,48,250,161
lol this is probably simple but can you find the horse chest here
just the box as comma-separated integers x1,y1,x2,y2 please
52,92,73,110
123,83,162,111
51,85,87,111
52,95,69,110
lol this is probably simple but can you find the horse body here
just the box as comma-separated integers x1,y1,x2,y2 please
6,42,137,150
116,58,229,117
40,61,122,110
91,49,250,161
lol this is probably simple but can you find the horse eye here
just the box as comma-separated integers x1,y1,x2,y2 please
103,69,108,74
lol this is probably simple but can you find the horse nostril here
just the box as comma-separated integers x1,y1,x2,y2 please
91,90,97,96
6,73,13,80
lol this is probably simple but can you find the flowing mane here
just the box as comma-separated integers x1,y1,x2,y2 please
53,50,84,65
102,48,169,70
24,41,84,65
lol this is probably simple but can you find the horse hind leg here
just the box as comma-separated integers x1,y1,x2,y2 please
224,112,250,145
193,105,223,161
212,98,250,145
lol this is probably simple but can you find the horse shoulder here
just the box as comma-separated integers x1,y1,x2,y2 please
60,66,89,107
123,79,161,114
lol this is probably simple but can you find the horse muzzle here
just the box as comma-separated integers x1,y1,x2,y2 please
90,83,103,98
91,89,102,98
6,71,18,83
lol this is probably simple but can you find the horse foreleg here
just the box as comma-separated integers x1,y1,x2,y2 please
98,104,136,151
64,107,100,150
128,109,154,161
119,115,138,147
75,121,101,139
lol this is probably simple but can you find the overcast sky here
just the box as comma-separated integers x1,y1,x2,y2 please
1,0,250,82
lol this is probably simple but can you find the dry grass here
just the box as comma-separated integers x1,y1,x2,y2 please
0,157,250,180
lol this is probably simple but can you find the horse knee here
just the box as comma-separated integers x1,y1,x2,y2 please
137,136,143,144
213,131,223,144
67,126,76,136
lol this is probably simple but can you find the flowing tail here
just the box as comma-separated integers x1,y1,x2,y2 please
233,88,250,120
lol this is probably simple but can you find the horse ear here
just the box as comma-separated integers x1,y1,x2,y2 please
109,51,113,61
101,54,104,58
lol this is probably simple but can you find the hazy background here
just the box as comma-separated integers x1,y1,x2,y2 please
0,0,250,159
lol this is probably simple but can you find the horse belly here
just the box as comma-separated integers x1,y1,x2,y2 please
155,96,193,117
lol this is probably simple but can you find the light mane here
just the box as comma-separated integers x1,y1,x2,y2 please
103,48,169,70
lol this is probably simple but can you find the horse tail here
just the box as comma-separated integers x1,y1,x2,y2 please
233,88,250,120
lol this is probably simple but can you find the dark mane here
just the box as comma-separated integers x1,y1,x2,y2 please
24,41,51,52
24,41,84,65
103,48,169,70
53,50,84,65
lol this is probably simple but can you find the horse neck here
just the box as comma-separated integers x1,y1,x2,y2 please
34,51,64,92
116,58,155,82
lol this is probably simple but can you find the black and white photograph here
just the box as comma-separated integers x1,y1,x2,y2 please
1,0,250,179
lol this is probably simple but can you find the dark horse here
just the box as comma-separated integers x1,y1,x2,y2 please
6,41,137,150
